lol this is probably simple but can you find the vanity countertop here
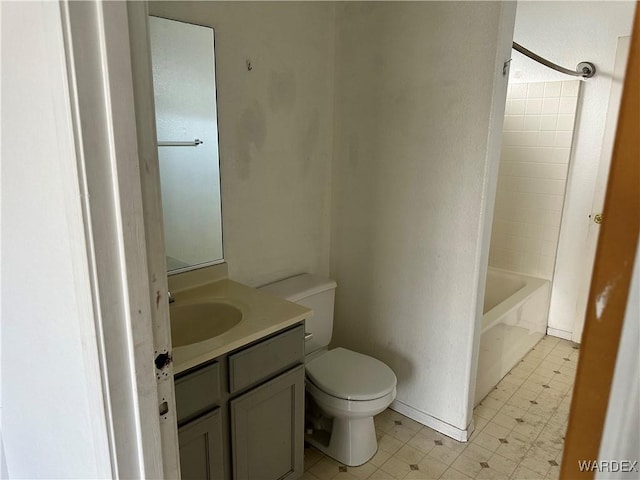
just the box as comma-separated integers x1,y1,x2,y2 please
171,278,312,374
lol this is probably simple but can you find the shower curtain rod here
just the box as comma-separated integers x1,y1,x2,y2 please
512,41,596,78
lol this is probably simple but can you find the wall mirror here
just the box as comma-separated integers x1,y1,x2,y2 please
149,16,223,274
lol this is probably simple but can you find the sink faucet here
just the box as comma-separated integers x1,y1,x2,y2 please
168,291,175,304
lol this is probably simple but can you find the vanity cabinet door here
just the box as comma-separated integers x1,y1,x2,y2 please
179,408,225,480
230,365,304,480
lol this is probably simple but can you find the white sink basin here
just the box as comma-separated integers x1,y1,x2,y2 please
171,302,243,347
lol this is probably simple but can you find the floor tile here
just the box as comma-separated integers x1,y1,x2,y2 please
406,432,437,455
387,423,419,443
345,462,377,480
368,449,392,468
418,427,446,442
309,457,341,480
305,446,325,470
378,434,405,454
301,471,322,480
415,456,449,479
548,379,572,394
475,404,500,421
495,441,529,463
451,453,484,477
333,470,360,480
368,469,394,480
476,467,510,480
461,443,494,462
511,465,545,479
472,416,490,434
528,445,558,463
472,431,504,452
527,403,557,419
487,388,511,403
426,444,461,466
505,394,532,411
492,412,521,430
523,411,548,428
480,396,506,411
518,454,551,477
440,437,467,453
374,416,396,433
519,381,545,396
554,414,569,428
440,467,474,479
496,378,520,393
400,416,426,433
488,452,518,476
545,465,560,480
529,373,553,385
393,444,426,465
379,456,413,479
510,419,544,439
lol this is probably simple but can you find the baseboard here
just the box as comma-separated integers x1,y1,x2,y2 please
547,327,572,341
389,400,473,442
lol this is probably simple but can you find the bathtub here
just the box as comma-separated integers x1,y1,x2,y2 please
474,268,550,405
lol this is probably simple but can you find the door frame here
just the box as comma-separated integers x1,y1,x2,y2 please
126,1,182,476
60,1,179,477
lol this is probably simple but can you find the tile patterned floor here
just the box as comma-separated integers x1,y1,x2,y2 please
302,336,579,480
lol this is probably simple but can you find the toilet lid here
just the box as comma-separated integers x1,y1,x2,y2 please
306,348,397,401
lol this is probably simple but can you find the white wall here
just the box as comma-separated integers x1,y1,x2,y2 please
330,2,515,435
490,80,580,279
1,2,112,477
509,1,636,339
149,1,335,287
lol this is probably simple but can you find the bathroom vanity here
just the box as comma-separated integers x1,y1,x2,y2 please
175,324,305,480
168,266,311,480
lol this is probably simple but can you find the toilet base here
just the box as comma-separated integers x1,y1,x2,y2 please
305,416,378,467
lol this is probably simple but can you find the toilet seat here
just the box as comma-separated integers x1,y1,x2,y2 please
306,380,397,417
306,347,397,401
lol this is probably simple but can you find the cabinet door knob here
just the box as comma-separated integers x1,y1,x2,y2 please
594,213,604,224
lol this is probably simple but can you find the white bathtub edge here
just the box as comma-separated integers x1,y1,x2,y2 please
482,273,549,334
547,327,572,341
475,270,551,406
389,400,472,442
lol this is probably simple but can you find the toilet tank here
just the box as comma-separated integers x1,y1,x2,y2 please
259,274,337,355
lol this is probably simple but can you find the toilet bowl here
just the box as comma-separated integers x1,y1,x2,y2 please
304,347,396,466
258,274,397,467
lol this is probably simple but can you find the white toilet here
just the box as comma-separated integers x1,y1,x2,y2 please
259,274,397,466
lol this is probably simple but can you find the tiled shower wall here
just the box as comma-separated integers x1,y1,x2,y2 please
489,81,580,279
